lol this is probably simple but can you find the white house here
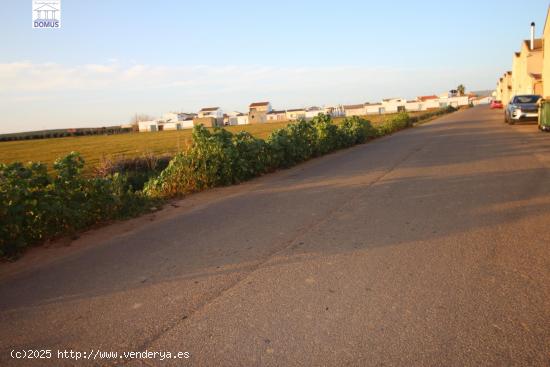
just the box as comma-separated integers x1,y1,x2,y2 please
381,98,407,113
266,110,287,121
198,107,223,119
228,113,249,125
237,114,249,125
286,108,306,121
225,111,241,125
138,120,159,132
404,100,423,112
437,95,469,108
138,117,193,132
180,119,195,129
365,103,385,115
162,122,184,131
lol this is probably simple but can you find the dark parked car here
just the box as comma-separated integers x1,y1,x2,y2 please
504,95,541,124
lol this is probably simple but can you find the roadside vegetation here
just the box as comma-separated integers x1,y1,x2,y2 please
0,107,457,258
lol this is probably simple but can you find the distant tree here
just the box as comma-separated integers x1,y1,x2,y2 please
457,84,466,96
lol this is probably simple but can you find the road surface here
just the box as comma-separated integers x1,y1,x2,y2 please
1,106,549,366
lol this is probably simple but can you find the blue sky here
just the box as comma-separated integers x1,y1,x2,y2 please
0,0,548,133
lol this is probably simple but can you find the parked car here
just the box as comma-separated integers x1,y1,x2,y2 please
490,100,503,109
504,95,541,124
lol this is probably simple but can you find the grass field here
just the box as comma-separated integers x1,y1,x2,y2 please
0,112,426,173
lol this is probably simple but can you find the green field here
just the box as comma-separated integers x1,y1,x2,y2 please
0,112,424,173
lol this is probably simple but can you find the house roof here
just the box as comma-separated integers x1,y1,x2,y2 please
287,108,305,112
249,101,270,107
268,110,286,114
199,107,220,112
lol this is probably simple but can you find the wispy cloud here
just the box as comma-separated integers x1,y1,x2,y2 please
0,61,479,95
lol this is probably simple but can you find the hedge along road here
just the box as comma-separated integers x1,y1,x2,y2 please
1,106,549,366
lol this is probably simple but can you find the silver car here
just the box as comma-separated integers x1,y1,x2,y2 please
505,95,541,124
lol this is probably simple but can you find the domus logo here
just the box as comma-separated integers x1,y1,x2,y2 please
32,0,61,28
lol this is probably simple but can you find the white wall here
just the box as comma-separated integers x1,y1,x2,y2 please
163,122,182,131
138,120,158,132
237,115,249,125
181,119,194,129
365,105,384,114
382,99,406,113
405,102,422,111
424,100,440,109
438,96,469,108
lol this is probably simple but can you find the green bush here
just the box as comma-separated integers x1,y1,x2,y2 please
267,119,316,168
338,116,377,147
232,131,271,180
376,112,412,136
311,114,340,155
144,126,272,198
0,152,150,257
146,115,377,199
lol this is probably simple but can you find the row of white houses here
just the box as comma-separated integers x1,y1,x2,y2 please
342,95,470,117
137,93,471,132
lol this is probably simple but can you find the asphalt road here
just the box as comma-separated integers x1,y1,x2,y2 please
1,106,549,366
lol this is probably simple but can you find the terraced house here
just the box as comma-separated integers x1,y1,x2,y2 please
195,107,224,127
511,33,543,96
496,71,513,105
495,17,550,105
286,108,306,121
248,101,272,124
